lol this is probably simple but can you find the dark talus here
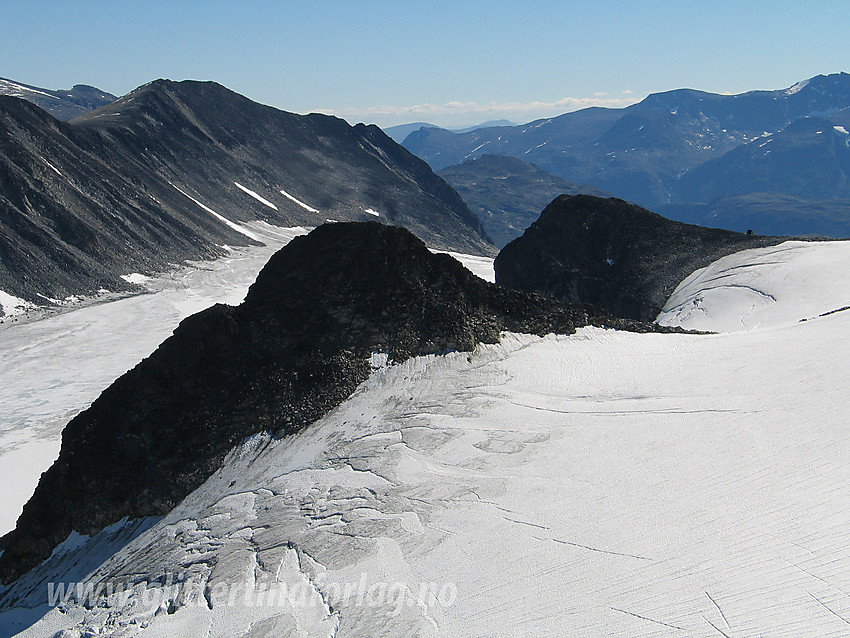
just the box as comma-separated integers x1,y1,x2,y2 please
0,222,677,586
495,195,784,321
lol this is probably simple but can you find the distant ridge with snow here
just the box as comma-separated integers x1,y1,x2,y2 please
409,73,850,238
0,77,115,120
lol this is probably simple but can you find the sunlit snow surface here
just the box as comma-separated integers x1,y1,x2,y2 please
434,251,495,283
657,240,850,331
0,292,36,318
3,240,850,637
0,224,308,536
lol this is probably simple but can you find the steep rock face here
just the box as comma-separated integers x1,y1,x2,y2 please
495,195,783,321
0,79,492,307
0,96,247,305
0,222,662,585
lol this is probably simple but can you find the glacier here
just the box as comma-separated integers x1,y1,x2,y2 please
1,240,849,637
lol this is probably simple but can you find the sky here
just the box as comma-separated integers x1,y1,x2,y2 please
2,0,849,129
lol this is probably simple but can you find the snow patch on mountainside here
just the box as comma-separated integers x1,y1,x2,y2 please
171,184,261,241
0,291,35,317
120,273,150,285
784,79,810,95
40,158,62,176
0,79,57,100
234,182,279,211
657,240,850,332
279,188,319,214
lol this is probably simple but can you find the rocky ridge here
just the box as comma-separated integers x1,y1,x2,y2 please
0,222,676,586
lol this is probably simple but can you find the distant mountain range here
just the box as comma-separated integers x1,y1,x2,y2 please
0,79,492,309
438,154,608,248
383,119,515,143
0,77,116,120
404,73,850,237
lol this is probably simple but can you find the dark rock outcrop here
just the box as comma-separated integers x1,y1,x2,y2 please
495,195,784,321
0,222,673,586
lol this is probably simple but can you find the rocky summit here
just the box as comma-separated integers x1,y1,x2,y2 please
494,195,783,321
0,222,676,585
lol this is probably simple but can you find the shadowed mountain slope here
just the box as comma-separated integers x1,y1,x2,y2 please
0,79,492,310
495,195,784,321
439,154,609,248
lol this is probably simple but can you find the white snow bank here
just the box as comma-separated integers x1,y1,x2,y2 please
120,273,150,285
279,188,319,213
40,158,62,176
0,290,36,317
657,240,850,332
0,79,57,99
432,250,495,282
364,207,380,217
172,184,260,241
785,79,809,95
233,182,278,210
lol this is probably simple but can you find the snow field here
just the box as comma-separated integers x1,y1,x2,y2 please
657,240,850,332
5,236,847,636
9,307,850,636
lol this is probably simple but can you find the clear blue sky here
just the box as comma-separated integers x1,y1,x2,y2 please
2,0,848,128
